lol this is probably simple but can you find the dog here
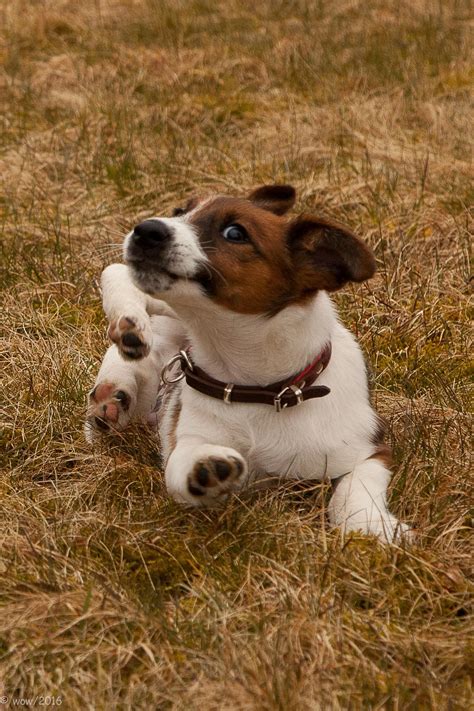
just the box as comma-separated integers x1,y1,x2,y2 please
86,184,410,542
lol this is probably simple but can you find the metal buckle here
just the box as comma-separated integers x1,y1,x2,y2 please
274,384,304,413
223,383,234,404
161,349,193,384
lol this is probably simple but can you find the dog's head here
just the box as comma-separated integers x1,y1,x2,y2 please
124,185,376,314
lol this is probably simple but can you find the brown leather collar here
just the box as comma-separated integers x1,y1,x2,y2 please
163,343,331,412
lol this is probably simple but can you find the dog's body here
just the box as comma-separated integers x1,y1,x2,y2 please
87,185,409,542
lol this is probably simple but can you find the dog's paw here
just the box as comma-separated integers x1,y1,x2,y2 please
85,382,135,441
108,314,153,360
188,453,246,499
167,445,247,506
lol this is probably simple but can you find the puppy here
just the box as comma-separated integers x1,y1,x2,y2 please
86,185,410,542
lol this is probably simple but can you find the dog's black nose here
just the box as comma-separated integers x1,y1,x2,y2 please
133,220,171,249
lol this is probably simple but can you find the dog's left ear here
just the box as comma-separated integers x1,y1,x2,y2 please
289,216,376,292
248,184,296,215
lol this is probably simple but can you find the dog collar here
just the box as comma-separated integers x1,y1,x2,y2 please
160,344,331,412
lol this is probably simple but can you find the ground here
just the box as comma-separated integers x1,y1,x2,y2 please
1,1,473,708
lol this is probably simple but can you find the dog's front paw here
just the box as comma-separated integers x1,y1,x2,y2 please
167,445,248,506
85,382,135,441
188,453,246,499
108,314,153,360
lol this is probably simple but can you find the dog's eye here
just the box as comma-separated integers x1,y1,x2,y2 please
222,224,249,243
172,207,186,217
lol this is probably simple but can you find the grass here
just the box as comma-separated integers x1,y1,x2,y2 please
1,0,473,708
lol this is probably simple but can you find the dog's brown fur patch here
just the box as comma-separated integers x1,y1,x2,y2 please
368,415,392,467
188,192,376,315
369,444,393,468
190,196,294,314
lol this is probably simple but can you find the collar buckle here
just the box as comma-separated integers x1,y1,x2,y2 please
274,384,304,413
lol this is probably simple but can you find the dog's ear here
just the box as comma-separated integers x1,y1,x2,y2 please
248,184,296,215
289,216,376,292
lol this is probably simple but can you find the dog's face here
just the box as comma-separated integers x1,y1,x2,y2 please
124,185,376,314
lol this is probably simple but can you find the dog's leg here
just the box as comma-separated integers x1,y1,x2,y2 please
328,457,411,543
101,264,178,360
165,436,248,506
86,312,186,440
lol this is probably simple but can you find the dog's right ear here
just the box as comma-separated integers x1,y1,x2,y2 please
248,184,296,215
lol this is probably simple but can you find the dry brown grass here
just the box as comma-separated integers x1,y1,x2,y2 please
1,1,473,708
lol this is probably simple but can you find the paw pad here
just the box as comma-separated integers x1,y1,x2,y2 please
87,384,132,434
108,316,151,359
187,456,245,499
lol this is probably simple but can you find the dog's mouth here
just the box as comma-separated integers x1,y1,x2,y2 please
126,253,211,298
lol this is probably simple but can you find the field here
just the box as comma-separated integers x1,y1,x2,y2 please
1,0,473,708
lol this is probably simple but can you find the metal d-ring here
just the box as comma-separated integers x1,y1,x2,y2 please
223,383,234,404
161,349,193,385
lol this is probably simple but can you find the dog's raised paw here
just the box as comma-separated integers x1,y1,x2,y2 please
108,315,152,359
187,453,247,502
85,382,135,440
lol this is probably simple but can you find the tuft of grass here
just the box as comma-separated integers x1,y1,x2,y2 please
1,1,473,708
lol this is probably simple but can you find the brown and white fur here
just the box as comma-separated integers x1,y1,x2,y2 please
86,185,410,542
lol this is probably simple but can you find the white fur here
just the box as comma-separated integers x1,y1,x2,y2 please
88,215,410,543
